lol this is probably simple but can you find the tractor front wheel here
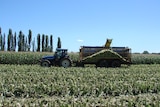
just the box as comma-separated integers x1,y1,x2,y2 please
60,58,71,68
41,60,50,67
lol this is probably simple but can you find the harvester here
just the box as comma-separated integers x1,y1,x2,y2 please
39,39,131,67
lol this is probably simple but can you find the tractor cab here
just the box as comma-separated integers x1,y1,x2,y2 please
54,48,68,59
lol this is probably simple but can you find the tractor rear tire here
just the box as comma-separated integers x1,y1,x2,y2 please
41,60,50,67
60,58,71,68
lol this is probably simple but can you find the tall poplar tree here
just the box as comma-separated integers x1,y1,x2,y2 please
42,34,45,52
25,37,27,51
10,29,14,51
37,34,40,52
28,29,32,51
18,31,23,51
32,37,35,52
2,33,5,51
45,35,48,51
8,29,12,51
57,37,61,48
0,27,2,51
22,34,25,51
50,35,53,52
13,32,16,51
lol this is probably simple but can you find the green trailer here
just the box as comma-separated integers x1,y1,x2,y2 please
80,48,131,67
76,39,131,67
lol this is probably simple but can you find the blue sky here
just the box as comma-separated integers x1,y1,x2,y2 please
1,0,160,53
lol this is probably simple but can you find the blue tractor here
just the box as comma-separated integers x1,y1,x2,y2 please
40,48,72,67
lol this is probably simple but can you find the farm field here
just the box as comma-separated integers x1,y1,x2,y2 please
0,64,160,106
0,51,160,65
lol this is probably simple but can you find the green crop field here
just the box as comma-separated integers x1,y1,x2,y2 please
132,54,160,64
0,52,160,65
0,64,160,106
0,52,160,106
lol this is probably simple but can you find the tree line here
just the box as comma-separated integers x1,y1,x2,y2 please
0,27,61,52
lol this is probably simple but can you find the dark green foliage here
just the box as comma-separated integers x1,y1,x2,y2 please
37,34,41,52
42,34,45,52
0,28,2,51
0,27,54,52
45,35,49,51
25,37,28,51
18,31,23,51
57,37,61,48
7,29,12,51
143,50,149,54
11,32,14,51
22,34,25,51
50,35,53,52
32,37,36,52
28,29,32,51
19,33,28,52
0,28,5,51
13,32,16,51
2,33,5,51
0,37,2,51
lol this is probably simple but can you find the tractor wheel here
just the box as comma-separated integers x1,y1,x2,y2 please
41,60,50,67
60,58,71,68
97,60,109,68
111,60,121,68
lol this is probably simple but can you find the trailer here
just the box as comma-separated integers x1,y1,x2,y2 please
77,46,131,67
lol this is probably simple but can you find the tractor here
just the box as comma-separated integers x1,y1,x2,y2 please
39,48,72,67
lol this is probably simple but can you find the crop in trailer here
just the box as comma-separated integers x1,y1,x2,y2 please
82,49,126,63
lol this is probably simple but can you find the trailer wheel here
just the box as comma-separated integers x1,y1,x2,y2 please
111,60,121,67
60,58,71,68
41,60,50,67
97,60,109,67
75,62,84,67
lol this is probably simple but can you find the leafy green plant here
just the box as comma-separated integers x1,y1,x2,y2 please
0,64,160,106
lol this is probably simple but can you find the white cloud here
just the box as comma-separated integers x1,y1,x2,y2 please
77,39,84,42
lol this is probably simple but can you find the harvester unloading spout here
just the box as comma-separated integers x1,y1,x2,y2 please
105,39,112,48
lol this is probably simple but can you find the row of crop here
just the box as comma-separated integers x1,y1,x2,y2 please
0,51,78,65
0,64,160,106
132,54,160,64
1,94,160,107
0,52,53,65
0,52,160,65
